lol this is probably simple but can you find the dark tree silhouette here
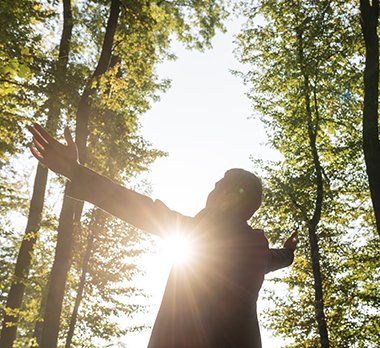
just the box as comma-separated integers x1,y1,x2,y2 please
39,1,121,346
0,1,73,346
360,0,380,236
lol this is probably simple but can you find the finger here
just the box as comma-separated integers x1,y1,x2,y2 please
33,138,46,154
28,125,49,147
33,123,55,143
30,146,45,162
64,127,75,148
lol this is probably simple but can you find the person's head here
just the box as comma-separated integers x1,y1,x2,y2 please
205,168,262,220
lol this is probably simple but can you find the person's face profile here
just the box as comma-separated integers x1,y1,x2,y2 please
206,173,242,210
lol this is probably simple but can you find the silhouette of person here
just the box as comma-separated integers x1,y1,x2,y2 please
28,124,298,348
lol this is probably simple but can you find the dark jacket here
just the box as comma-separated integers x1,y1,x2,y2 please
69,165,294,348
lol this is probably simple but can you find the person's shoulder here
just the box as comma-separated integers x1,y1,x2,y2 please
251,228,266,238
146,199,194,236
251,227,264,234
249,227,269,246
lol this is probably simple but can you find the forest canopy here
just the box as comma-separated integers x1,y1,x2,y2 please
0,0,379,347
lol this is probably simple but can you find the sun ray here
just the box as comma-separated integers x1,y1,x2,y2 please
163,232,193,265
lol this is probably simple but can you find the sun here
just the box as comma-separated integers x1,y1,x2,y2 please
163,233,193,265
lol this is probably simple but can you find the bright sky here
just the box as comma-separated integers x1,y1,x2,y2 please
139,21,275,217
120,18,285,348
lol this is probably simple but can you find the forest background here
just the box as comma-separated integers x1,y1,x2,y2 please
0,0,379,347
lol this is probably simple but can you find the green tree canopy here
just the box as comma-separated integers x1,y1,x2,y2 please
236,0,379,346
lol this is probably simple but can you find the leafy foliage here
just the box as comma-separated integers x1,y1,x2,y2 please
0,0,229,346
237,0,379,346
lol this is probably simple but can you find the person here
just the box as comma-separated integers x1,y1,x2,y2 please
28,123,298,348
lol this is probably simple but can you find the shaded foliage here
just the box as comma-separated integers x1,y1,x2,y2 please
0,0,228,346
237,0,379,346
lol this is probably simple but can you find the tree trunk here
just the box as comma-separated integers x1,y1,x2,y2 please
297,28,330,348
360,0,380,236
31,288,47,346
39,1,121,347
0,1,73,346
65,209,104,348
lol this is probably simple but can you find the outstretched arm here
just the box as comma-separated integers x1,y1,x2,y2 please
267,231,298,273
68,164,188,235
28,124,189,236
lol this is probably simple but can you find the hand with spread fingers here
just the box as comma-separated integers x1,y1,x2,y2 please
28,123,79,179
284,231,298,252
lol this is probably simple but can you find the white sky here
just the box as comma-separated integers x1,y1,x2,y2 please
139,20,275,217
119,18,286,348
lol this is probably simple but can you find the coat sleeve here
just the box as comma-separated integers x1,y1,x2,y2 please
266,248,294,273
67,164,190,237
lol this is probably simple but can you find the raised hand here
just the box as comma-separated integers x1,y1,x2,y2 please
284,231,298,252
28,123,79,179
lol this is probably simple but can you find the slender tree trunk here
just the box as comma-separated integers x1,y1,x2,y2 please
305,90,330,348
39,1,121,347
297,29,330,348
64,231,94,348
31,287,48,346
65,209,104,348
360,0,380,236
0,1,73,346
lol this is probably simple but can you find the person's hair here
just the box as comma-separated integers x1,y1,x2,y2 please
224,168,262,220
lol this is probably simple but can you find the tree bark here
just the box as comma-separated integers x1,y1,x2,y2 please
297,28,330,348
360,0,380,236
64,209,104,348
0,1,73,346
39,1,121,347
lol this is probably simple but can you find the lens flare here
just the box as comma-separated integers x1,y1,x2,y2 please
163,233,193,265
